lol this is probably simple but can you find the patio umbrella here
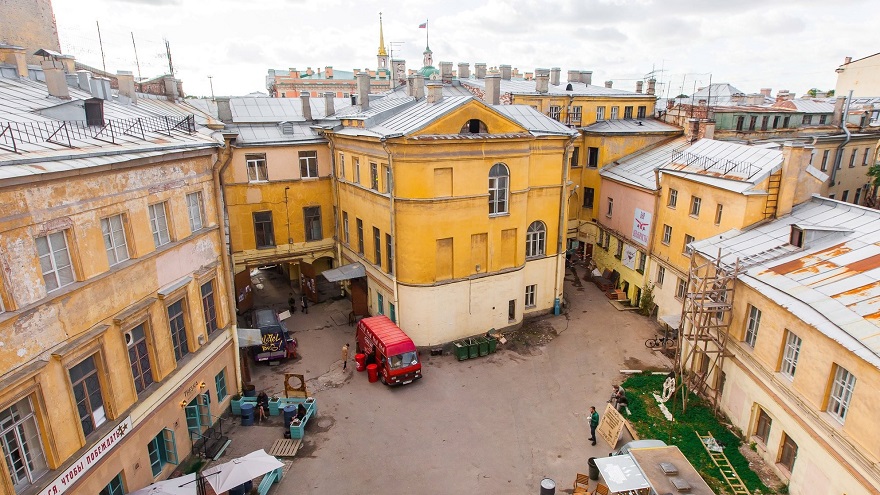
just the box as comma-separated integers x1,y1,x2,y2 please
129,473,197,495
202,449,283,493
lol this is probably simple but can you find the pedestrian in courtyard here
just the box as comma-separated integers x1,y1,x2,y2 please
301,293,309,314
609,384,627,411
288,292,297,313
342,343,350,370
589,406,599,446
256,391,270,423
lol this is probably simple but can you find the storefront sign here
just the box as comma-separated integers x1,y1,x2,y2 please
40,416,133,495
631,208,652,247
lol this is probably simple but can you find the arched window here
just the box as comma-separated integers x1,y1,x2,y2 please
526,221,546,257
488,163,509,215
460,119,488,134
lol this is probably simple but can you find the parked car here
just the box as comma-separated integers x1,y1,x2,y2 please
250,308,296,362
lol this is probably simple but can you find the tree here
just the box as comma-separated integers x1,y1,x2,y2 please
639,283,656,316
807,88,835,97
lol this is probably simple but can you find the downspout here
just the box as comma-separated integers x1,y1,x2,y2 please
381,138,399,321
554,133,578,314
830,90,853,186
211,134,241,391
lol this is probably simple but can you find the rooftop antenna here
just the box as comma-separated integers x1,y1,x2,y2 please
164,38,175,77
208,75,215,101
389,41,405,60
96,21,107,73
131,32,142,81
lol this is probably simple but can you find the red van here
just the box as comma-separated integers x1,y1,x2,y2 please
356,316,422,385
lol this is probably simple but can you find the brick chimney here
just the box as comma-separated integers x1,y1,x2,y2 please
604,80,613,88
567,70,580,83
512,67,521,79
411,74,425,99
216,97,232,123
636,81,644,93
325,66,334,79
324,92,335,116
58,55,75,74
485,71,501,105
439,61,453,83
306,67,314,76
499,64,512,80
392,59,406,85
116,70,137,103
535,70,549,94
646,78,656,95
426,81,443,104
759,88,772,97
844,56,852,64
301,93,312,120
163,75,179,101
776,89,794,102
524,72,533,81
475,63,487,79
0,45,28,78
356,72,371,110
580,71,592,86
832,97,845,126
458,62,470,79
550,67,560,86
41,59,69,99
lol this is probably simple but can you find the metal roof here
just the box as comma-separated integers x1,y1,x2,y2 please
230,123,324,145
691,196,880,370
581,118,681,134
228,96,353,123
492,105,578,136
777,99,835,114
600,137,688,190
660,138,783,193
461,78,651,98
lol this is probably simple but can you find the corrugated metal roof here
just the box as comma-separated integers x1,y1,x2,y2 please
230,122,324,144
783,99,835,114
461,78,652,98
370,96,472,136
600,137,688,189
581,118,681,134
691,196,880,369
660,139,783,192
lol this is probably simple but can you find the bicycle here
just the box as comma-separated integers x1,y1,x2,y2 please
645,335,676,349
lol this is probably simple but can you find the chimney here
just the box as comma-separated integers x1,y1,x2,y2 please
289,68,299,78
116,70,137,103
356,72,371,110
580,71,592,86
567,70,580,83
778,142,821,216
844,56,852,64
747,94,764,105
412,74,425,99
666,99,675,110
41,59,69,99
439,61,453,83
216,97,232,123
426,81,443,104
475,63,487,79
325,66,334,79
458,62,470,79
499,64,512,80
759,88,772,97
524,72,533,81
832,97,846,126
636,81,644,93
702,120,715,139
324,92,335,116
58,55,75,74
392,59,406,84
605,80,613,88
163,75,179,101
549,67,561,86
300,93,312,120
646,78,656,95
485,71,501,105
0,45,28,78
306,67,314,76
535,71,549,94
76,70,91,91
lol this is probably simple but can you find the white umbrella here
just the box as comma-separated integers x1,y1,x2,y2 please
129,473,197,495
203,449,284,493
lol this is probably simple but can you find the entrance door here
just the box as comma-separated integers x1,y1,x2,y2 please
185,393,212,436
350,277,368,316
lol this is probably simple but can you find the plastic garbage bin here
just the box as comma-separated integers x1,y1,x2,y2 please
487,335,498,354
283,405,297,426
476,336,489,356
588,456,599,480
367,363,379,383
467,338,479,359
540,478,556,495
355,353,366,371
454,341,468,361
240,403,255,426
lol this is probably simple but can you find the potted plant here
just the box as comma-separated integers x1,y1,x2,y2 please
231,393,244,416
268,395,281,416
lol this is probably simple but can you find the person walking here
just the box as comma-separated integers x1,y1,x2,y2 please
342,343,350,370
301,293,309,314
288,292,297,314
589,406,599,446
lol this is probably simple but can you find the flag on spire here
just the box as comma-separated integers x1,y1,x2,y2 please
418,21,427,28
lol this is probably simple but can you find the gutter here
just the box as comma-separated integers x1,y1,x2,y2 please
381,138,400,321
829,90,853,185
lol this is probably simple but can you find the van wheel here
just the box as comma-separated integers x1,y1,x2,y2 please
380,374,387,385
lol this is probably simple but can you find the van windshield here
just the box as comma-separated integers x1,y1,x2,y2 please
388,351,418,370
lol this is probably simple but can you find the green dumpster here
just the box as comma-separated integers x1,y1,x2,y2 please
487,336,498,354
454,341,468,361
467,338,479,359
477,337,489,356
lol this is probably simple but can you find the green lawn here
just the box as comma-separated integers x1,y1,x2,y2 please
622,374,772,495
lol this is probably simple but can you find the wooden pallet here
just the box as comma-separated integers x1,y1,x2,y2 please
268,438,302,457
696,432,750,495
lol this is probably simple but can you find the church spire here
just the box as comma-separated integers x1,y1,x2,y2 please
378,12,388,57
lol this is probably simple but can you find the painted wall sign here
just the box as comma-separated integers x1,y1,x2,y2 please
622,244,638,270
632,208,652,247
39,416,133,495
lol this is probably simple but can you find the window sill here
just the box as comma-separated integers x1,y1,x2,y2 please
525,304,536,309
689,214,700,219
489,212,510,218
667,205,676,209
636,269,644,274
247,180,269,184
614,255,622,260
256,245,277,250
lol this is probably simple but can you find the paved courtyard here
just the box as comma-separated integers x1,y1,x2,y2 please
214,266,672,494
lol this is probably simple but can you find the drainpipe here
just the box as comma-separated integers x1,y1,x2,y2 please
211,134,241,391
380,138,399,321
830,90,853,186
554,134,578,314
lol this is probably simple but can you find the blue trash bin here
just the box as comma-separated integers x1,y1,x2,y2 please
283,404,297,426
240,403,255,426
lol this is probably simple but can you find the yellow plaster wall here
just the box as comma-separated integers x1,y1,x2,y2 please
513,95,656,127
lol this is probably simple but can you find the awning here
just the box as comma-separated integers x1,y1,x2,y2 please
236,328,263,347
321,262,366,282
594,455,651,493
659,314,682,330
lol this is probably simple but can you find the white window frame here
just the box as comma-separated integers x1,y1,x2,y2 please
656,265,665,286
745,305,761,347
780,331,801,380
828,365,856,423
149,202,171,247
675,278,687,300
549,105,561,121
525,284,537,308
36,230,74,292
596,106,605,120
606,197,613,217
354,158,361,184
102,214,130,267
570,106,582,124
683,234,695,256
488,163,509,216
300,151,318,178
246,155,268,182
526,221,546,257
667,189,678,208
690,196,702,217
338,152,345,178
186,192,204,232
1,397,48,491
610,106,619,120
662,225,672,245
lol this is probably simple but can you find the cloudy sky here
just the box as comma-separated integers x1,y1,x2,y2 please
54,0,875,98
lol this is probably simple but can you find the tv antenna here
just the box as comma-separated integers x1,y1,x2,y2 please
389,41,405,60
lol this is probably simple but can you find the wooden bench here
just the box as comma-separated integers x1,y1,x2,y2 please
256,466,283,495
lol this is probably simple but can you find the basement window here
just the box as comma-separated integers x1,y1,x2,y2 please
789,226,804,248
460,119,488,134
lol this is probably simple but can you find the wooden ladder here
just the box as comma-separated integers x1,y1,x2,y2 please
696,431,751,495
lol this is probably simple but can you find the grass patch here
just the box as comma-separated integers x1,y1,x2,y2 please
623,374,771,494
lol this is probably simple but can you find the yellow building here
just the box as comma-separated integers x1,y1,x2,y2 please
0,59,237,495
650,138,825,321
324,80,577,344
686,197,880,494
836,52,880,97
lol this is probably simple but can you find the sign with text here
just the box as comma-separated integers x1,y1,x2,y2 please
40,416,133,495
631,208,652,247
597,403,626,448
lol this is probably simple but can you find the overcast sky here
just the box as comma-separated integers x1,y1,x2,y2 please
54,0,876,99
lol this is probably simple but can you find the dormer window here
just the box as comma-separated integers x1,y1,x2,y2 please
790,226,804,248
460,119,488,134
